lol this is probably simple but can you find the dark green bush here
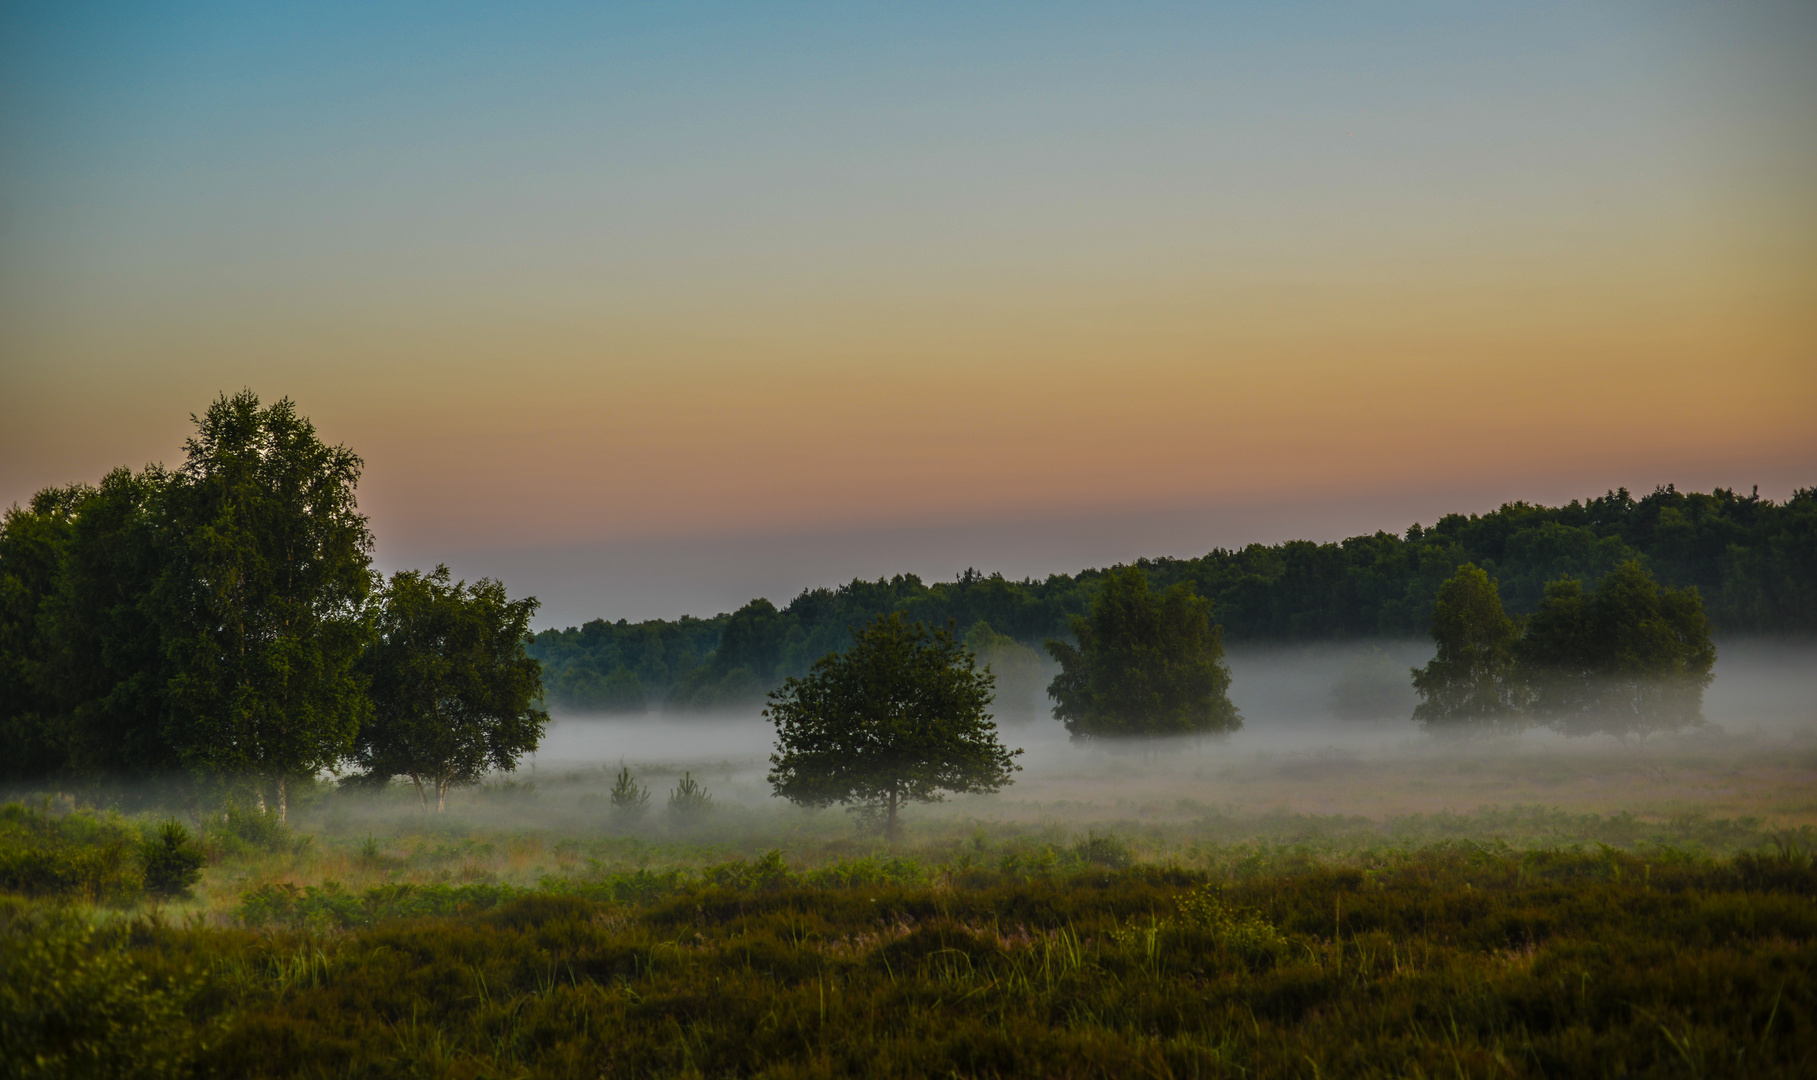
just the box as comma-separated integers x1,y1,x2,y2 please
0,907,208,1079
0,801,142,903
1072,830,1135,868
206,803,305,856
139,819,205,899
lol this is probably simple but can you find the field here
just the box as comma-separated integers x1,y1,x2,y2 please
6,701,1817,1079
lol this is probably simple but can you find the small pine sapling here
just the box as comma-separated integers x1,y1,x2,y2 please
668,772,713,824
141,819,207,899
609,765,650,823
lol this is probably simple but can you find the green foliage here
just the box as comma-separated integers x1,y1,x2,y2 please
523,486,1817,715
1113,885,1289,968
1518,561,1718,740
139,819,205,899
354,565,548,810
205,802,305,857
9,844,1806,1078
1047,566,1240,738
157,393,375,820
43,468,176,781
1071,830,1135,869
0,907,210,1080
237,880,528,930
607,765,650,824
964,620,1045,723
1411,563,1524,730
767,613,1021,839
0,802,142,903
0,487,86,782
666,771,713,824
699,849,792,892
667,598,788,709
533,614,719,711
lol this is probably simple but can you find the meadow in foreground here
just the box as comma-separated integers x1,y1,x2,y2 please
4,768,1814,1079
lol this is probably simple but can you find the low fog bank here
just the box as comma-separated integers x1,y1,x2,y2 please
521,638,1817,819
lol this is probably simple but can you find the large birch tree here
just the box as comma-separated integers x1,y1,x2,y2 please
159,392,373,820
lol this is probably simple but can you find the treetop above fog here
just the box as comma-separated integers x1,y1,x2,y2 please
527,485,1814,711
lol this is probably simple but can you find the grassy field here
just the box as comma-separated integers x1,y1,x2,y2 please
4,724,1816,1077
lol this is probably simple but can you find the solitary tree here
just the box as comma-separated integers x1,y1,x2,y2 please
354,566,547,810
1045,566,1240,739
766,613,1021,841
158,393,374,820
1516,561,1715,741
1410,564,1524,731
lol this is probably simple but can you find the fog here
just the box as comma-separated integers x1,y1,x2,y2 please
513,637,1817,830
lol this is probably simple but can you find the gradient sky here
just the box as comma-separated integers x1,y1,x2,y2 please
3,2,1814,624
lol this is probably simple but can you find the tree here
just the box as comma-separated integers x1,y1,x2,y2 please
0,487,86,781
766,613,1021,841
354,566,548,811
140,819,206,899
1410,564,1524,731
963,621,1044,723
1516,561,1715,741
608,765,650,824
667,771,713,824
1044,566,1239,739
45,468,178,780
158,392,375,820
669,598,787,708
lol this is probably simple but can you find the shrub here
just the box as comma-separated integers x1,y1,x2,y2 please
700,850,792,892
0,907,207,1079
1072,831,1135,869
207,803,304,856
140,819,205,899
0,801,143,903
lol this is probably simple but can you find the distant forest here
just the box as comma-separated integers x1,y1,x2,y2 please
532,485,1816,710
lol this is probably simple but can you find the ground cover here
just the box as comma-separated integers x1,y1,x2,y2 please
5,727,1816,1077
5,833,1813,1078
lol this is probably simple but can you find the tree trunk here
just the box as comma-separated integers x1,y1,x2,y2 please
276,775,287,824
410,774,427,811
256,785,267,815
437,778,447,813
887,785,899,844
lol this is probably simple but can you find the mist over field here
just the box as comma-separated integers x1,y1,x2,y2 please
510,637,1817,837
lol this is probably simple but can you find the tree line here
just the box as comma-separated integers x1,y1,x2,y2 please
0,393,547,816
1410,560,1716,741
757,552,1719,839
532,484,1814,711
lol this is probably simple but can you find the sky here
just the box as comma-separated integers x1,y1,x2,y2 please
3,1,1813,626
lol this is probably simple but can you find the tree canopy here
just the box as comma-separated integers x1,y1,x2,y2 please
1516,561,1715,740
354,566,548,810
1045,566,1240,739
1410,564,1524,731
0,391,546,812
765,613,1021,840
963,621,1045,724
158,393,375,819
529,485,1811,714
